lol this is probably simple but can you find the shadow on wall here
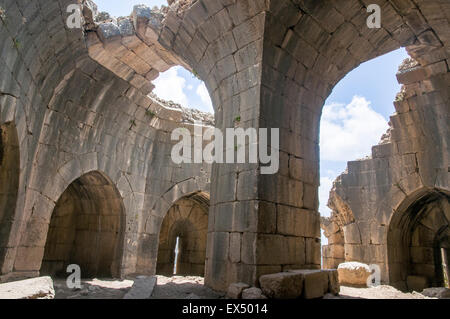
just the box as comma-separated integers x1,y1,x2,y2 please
0,122,19,258
156,192,209,277
40,171,126,279
388,189,450,291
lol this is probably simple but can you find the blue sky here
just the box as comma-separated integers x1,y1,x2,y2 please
319,48,408,219
94,1,410,245
95,0,168,16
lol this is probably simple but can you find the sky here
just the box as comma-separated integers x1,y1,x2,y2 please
95,0,168,16
94,1,410,245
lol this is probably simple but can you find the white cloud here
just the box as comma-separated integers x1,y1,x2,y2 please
153,66,189,106
319,176,333,218
320,96,388,162
196,83,214,113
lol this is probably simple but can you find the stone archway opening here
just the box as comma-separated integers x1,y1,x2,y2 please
41,171,125,279
0,122,20,253
319,48,408,268
152,66,215,114
387,191,450,291
156,192,209,277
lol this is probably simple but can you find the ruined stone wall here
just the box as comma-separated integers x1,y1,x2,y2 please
0,0,211,282
322,52,449,289
156,196,209,277
0,0,448,294
83,0,450,292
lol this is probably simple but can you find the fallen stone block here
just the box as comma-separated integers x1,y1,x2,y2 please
242,287,267,299
288,270,329,299
227,282,250,299
0,276,55,299
421,287,450,299
259,272,304,299
123,276,157,299
324,269,340,295
337,262,371,287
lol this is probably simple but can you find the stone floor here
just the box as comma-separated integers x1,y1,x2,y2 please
54,278,134,299
325,285,434,299
150,276,224,299
53,276,441,299
53,276,224,299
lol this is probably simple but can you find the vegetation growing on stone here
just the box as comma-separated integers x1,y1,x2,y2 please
145,109,156,118
0,7,6,22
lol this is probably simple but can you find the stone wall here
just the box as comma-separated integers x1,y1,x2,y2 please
0,0,448,293
322,54,449,290
0,0,211,282
156,195,209,276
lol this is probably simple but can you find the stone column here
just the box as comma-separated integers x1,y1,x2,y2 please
157,0,328,292
442,248,449,288
191,1,322,292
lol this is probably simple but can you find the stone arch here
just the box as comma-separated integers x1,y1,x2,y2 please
135,176,210,275
0,122,20,264
387,188,450,291
156,192,209,276
40,170,126,278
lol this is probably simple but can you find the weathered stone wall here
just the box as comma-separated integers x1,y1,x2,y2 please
41,171,125,278
156,195,209,276
0,0,211,282
322,53,450,289
155,0,449,291
0,0,448,294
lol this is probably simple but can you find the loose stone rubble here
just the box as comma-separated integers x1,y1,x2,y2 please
421,287,450,299
0,0,448,299
226,282,250,299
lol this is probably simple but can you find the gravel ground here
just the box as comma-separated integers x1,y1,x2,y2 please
53,276,436,299
150,276,224,299
53,276,223,299
54,278,134,299
325,285,434,299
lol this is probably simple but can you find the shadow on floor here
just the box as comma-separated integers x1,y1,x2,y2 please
53,278,133,299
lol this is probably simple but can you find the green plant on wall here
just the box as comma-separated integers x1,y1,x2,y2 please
192,69,201,80
13,38,21,50
0,7,6,22
145,109,156,118
129,119,137,130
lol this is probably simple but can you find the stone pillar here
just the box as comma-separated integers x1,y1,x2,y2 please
197,1,321,292
442,248,449,288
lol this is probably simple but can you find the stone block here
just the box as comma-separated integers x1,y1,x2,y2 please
421,288,450,299
286,270,329,299
324,269,340,295
337,262,370,287
226,282,250,299
241,287,267,299
259,272,304,299
123,276,157,299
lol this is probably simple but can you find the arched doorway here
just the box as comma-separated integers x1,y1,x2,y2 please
156,192,209,277
388,190,450,290
0,122,20,253
41,171,125,278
